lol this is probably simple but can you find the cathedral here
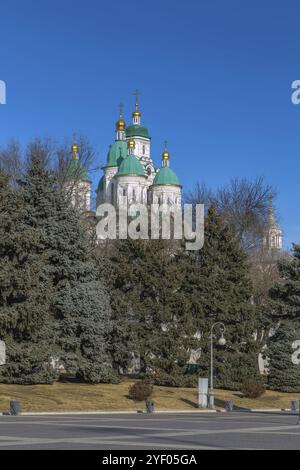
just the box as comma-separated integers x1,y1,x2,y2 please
66,93,182,218
65,94,282,251
96,93,182,210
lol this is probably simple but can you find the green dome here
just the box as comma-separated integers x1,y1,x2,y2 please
96,175,104,193
126,125,150,139
65,158,89,181
117,154,145,177
152,167,181,186
105,140,127,167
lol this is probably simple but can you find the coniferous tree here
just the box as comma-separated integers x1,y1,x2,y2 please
0,171,56,383
19,146,115,383
195,204,260,389
96,241,135,374
267,321,300,392
100,205,260,389
267,245,300,391
102,238,199,385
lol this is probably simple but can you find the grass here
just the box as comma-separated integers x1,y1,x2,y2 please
0,380,299,413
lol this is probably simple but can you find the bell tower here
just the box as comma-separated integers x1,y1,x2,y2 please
264,196,283,250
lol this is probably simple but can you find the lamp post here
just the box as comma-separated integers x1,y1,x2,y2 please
209,322,226,409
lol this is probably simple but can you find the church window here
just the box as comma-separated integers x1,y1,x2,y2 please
142,145,145,155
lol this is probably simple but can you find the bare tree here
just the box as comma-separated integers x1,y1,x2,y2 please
0,140,23,187
25,137,54,172
216,177,276,251
1,135,100,215
186,176,276,252
54,135,99,211
184,181,214,208
55,135,97,187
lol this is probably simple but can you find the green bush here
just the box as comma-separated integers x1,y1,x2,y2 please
128,381,153,401
240,381,266,398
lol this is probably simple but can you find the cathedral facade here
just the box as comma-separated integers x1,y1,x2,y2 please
66,96,182,217
96,95,182,211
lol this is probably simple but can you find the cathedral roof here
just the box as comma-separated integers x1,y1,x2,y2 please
126,125,150,139
152,166,181,187
104,140,127,168
65,158,90,181
117,154,145,177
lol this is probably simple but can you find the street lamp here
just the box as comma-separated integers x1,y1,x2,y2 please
209,322,226,409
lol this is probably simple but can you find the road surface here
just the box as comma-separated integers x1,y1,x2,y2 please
0,411,299,450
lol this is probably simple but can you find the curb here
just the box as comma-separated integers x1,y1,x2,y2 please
0,409,220,417
249,408,297,412
249,408,283,412
1,408,295,417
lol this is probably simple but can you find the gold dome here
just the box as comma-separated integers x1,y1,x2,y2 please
71,143,79,155
162,150,170,160
162,140,170,160
116,118,126,131
132,110,141,118
127,139,136,149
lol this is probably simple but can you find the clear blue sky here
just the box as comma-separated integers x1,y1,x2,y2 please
0,0,299,248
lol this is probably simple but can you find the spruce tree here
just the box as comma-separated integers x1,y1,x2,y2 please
0,171,56,383
19,147,115,383
102,238,198,385
267,321,300,392
96,242,136,374
195,204,260,389
100,205,259,389
267,245,300,391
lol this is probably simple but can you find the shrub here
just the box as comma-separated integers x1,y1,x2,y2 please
149,372,198,388
128,381,153,401
240,381,266,399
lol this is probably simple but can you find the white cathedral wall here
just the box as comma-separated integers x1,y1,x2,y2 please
103,167,119,204
127,136,151,161
150,185,182,207
270,229,283,250
264,230,283,251
116,175,148,206
104,167,118,186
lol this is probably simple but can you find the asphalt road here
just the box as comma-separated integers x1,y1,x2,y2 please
0,411,299,450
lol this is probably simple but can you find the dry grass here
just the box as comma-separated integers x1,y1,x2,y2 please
0,380,299,413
